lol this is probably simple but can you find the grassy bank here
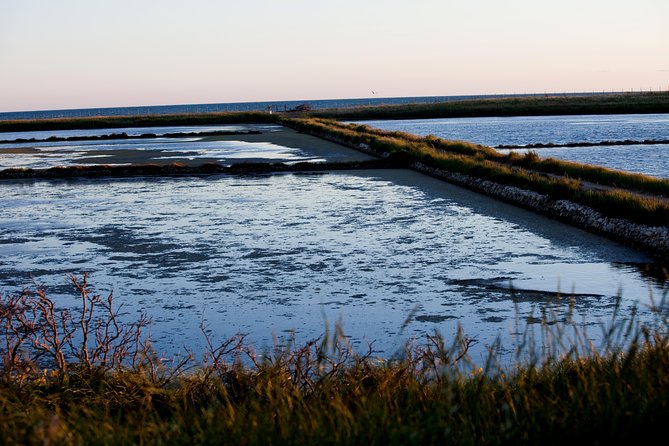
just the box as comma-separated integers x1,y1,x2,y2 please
311,91,669,120
281,117,669,227
1,276,669,445
0,111,275,133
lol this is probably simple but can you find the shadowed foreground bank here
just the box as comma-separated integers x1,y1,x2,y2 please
1,276,669,445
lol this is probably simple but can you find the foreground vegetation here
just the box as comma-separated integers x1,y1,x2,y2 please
280,117,669,228
1,275,669,445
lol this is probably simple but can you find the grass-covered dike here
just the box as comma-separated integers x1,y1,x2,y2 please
1,275,669,445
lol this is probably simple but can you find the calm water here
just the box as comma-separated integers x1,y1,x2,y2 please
355,114,669,147
356,114,669,178
0,171,664,363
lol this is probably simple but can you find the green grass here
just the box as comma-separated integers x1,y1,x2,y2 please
281,117,669,227
1,276,669,445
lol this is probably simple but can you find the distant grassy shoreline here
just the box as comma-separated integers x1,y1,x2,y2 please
1,92,668,133
314,91,669,121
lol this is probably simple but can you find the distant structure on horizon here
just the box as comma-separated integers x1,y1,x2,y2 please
283,103,312,113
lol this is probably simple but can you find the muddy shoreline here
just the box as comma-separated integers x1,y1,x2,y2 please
497,138,669,150
0,126,376,168
0,159,400,180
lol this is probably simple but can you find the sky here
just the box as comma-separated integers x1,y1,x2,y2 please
1,0,668,112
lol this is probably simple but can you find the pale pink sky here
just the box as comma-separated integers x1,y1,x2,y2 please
1,0,668,112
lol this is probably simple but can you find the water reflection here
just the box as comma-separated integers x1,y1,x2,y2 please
355,114,669,147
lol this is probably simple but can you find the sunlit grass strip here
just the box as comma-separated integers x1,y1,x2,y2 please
311,118,498,157
504,153,669,198
1,277,669,445
281,117,669,227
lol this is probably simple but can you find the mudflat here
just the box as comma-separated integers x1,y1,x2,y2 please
201,126,374,163
0,126,374,167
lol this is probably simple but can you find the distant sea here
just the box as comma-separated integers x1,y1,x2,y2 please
0,92,612,121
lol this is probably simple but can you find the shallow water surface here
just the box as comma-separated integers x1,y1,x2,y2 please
0,170,664,363
355,114,669,147
0,138,316,169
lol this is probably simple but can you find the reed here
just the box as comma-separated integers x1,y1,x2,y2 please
1,276,668,445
